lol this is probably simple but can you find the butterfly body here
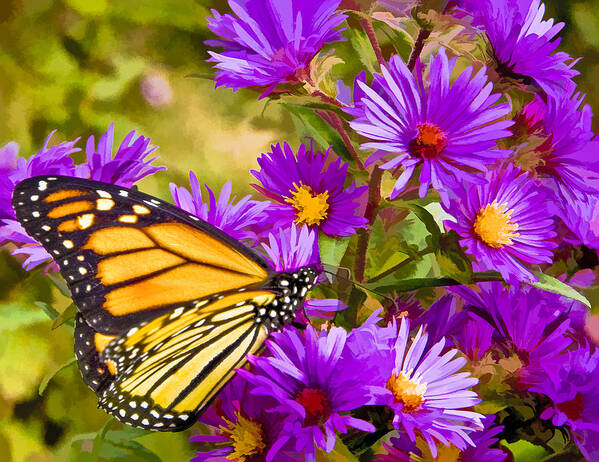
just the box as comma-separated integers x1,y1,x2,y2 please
12,175,318,431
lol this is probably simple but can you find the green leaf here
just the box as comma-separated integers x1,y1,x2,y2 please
35,301,60,321
344,26,379,74
316,439,359,461
285,104,354,163
51,303,77,330
404,204,441,246
319,234,351,268
39,358,77,396
435,231,472,284
379,23,413,62
47,273,71,298
374,271,503,292
277,95,348,119
0,303,50,333
502,439,548,461
530,272,592,308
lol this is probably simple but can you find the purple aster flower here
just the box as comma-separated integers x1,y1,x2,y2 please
414,295,495,362
206,0,346,97
442,164,557,283
74,122,164,188
251,142,368,236
345,314,483,457
237,325,375,461
462,0,579,96
190,377,299,462
376,415,506,461
1,124,164,271
347,49,513,199
512,92,599,203
453,282,573,366
382,294,423,325
521,344,599,439
170,171,271,244
556,196,599,249
0,142,20,222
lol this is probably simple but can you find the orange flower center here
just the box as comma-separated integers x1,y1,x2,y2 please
386,372,427,413
295,387,331,426
473,201,519,248
409,123,448,159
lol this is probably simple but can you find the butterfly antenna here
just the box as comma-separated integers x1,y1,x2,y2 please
321,264,399,310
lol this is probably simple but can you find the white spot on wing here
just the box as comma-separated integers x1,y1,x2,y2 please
96,190,112,198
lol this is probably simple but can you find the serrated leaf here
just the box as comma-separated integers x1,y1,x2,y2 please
530,272,591,308
51,303,77,329
0,303,50,332
285,104,354,163
39,358,77,396
319,234,351,268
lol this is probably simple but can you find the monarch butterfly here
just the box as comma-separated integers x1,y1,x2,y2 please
12,175,319,431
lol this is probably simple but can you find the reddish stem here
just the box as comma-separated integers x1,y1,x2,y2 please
360,17,385,66
407,29,432,71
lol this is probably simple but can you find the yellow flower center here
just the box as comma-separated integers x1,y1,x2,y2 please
285,183,330,226
220,412,266,461
386,372,427,413
472,201,519,248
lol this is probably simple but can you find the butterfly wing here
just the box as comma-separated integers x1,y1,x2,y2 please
12,175,273,335
97,290,273,430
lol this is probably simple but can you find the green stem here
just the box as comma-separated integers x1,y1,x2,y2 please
367,246,434,283
374,272,503,292
354,167,383,282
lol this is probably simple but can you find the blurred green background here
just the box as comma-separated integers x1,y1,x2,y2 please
0,1,597,461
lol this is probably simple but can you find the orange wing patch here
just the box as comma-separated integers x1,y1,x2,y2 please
44,189,88,203
103,264,264,315
95,332,117,353
144,223,268,278
83,227,155,254
97,248,185,285
48,200,95,219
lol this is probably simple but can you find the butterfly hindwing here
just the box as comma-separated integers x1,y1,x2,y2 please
12,175,272,335
97,291,273,430
74,313,117,393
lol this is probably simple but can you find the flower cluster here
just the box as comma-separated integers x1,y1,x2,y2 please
4,0,599,461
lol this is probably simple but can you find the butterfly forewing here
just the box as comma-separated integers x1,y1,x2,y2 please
12,175,272,335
